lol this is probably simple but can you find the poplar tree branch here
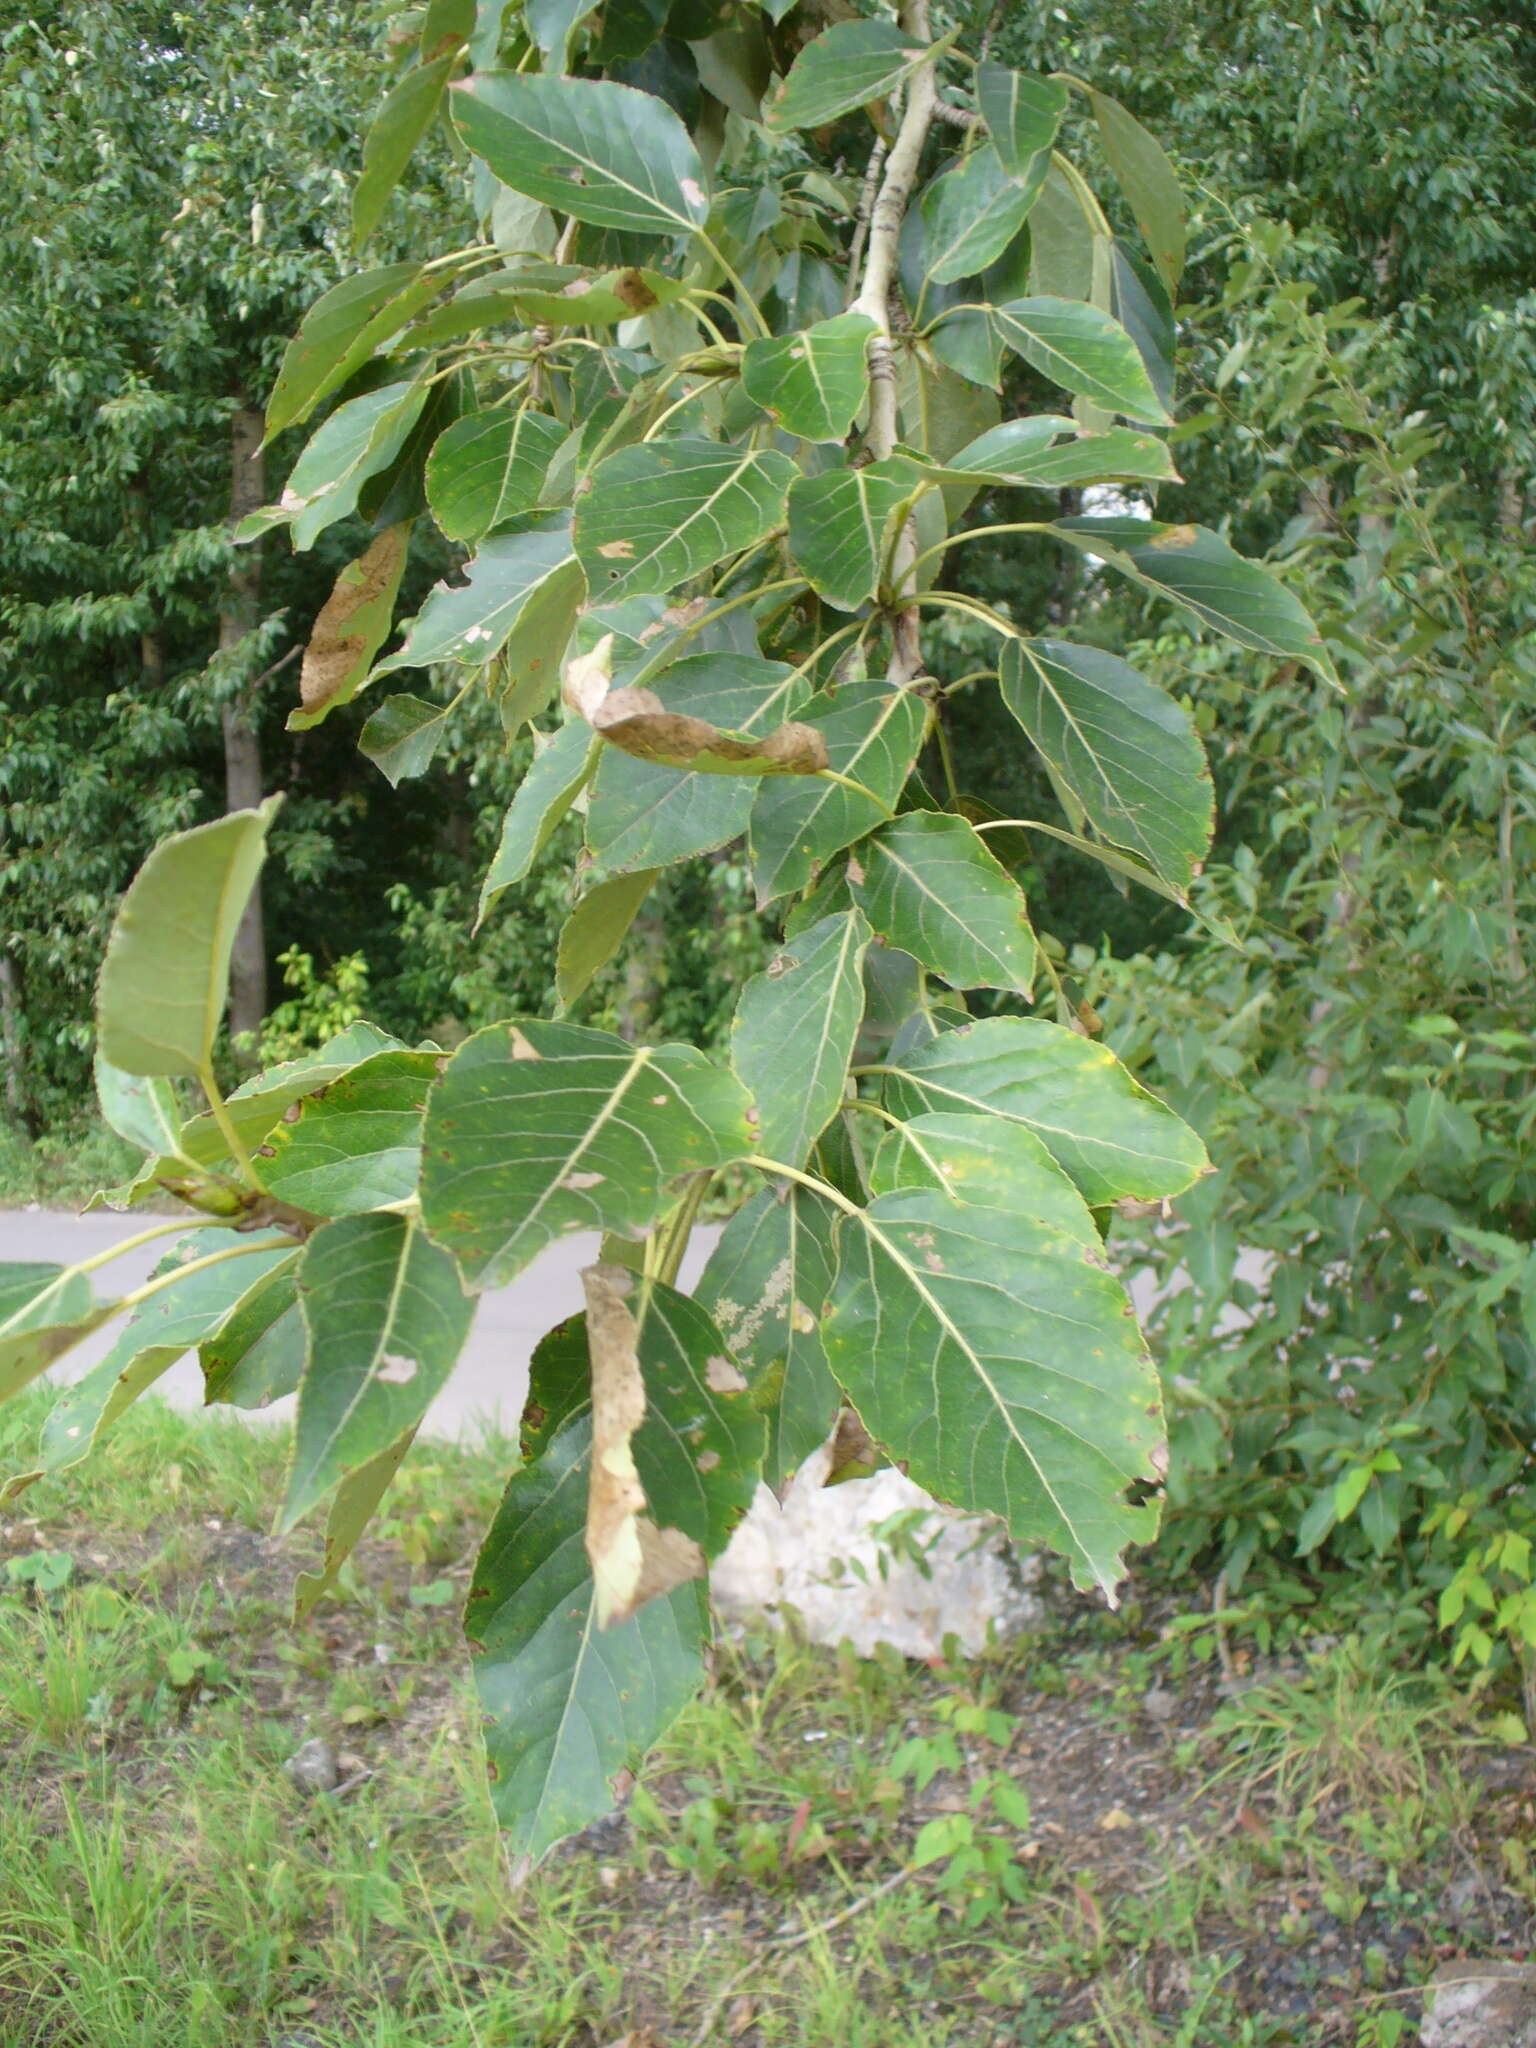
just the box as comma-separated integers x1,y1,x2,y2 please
851,0,939,685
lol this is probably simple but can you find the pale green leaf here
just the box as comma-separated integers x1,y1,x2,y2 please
274,381,431,551
1089,90,1186,296
94,1058,183,1160
740,314,875,443
373,518,580,675
851,813,1035,994
998,637,1212,892
0,1267,115,1409
359,694,454,787
425,409,566,542
994,298,1170,423
939,418,1178,489
477,719,598,924
264,265,440,441
421,1020,754,1288
450,72,710,236
353,54,456,247
96,797,280,1079
293,1426,419,1620
749,677,928,903
556,870,658,1012
574,438,795,603
284,1213,474,1528
260,1049,439,1216
731,910,871,1167
786,456,922,612
883,1016,1208,1206
976,64,1066,178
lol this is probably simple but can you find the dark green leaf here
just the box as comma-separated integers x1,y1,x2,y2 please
994,298,1170,423
478,719,599,923
359,694,454,786
525,0,599,70
1089,89,1186,296
850,813,1035,993
922,146,1039,287
883,1016,1208,1205
867,1110,1100,1245
940,417,1178,489
284,1214,474,1528
574,438,795,602
740,313,875,443
998,637,1212,893
696,1183,841,1486
354,54,456,247
260,1049,440,1215
731,910,871,1167
201,1268,307,1410
426,409,566,542
421,1020,753,1288
450,72,710,236
764,20,923,133
976,64,1066,178
749,677,928,903
824,1191,1160,1598
786,456,922,612
1054,519,1332,668
556,870,658,1012
96,797,280,1079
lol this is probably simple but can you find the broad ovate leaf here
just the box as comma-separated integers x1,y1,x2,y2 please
994,298,1170,424
740,314,875,443
764,20,925,133
940,418,1178,490
450,72,710,236
999,637,1212,894
574,438,795,603
361,695,454,786
786,456,922,612
1053,519,1333,670
421,1020,753,1288
289,523,412,732
201,1267,307,1410
730,910,871,1168
425,408,566,543
883,1016,1208,1206
976,64,1066,178
1089,89,1186,296
824,1191,1161,1598
866,1110,1099,1247
922,146,1040,287
259,1049,439,1215
850,813,1035,994
283,1213,474,1529
96,796,280,1079
373,518,580,676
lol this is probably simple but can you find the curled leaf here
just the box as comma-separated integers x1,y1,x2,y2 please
290,523,411,731
565,635,827,776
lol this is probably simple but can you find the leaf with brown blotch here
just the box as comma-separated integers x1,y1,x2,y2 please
583,1264,705,1629
590,686,828,777
290,523,411,731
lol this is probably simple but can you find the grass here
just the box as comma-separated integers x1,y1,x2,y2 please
0,1390,1531,2046
0,1116,142,1209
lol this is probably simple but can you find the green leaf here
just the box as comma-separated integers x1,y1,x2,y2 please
976,64,1066,178
850,813,1035,994
825,1188,1161,1597
998,637,1212,894
556,869,658,1012
176,1023,408,1170
1089,89,1186,296
354,53,457,247
201,1269,307,1411
96,796,280,1079
922,146,1039,287
94,1058,183,1160
749,677,928,904
696,1183,841,1487
586,653,808,878
374,518,580,675
1025,165,1097,302
994,298,1170,423
866,1111,1099,1247
289,524,413,732
284,1213,474,1529
466,1417,706,1866
764,20,924,133
896,353,1001,460
264,265,440,441
421,1020,753,1288
425,409,566,542
883,1016,1208,1206
293,1426,420,1620
271,381,432,551
0,1267,116,1408
525,0,599,70
478,719,599,924
1053,519,1332,669
574,438,795,603
360,694,454,787
939,418,1178,489
786,456,922,612
32,1235,295,1478
450,72,710,236
260,1049,440,1216
731,910,871,1167
740,313,875,443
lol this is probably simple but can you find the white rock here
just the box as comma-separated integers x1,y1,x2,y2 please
1421,1962,1536,2048
711,1452,1043,1660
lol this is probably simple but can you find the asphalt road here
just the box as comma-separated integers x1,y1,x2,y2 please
1,1207,718,1441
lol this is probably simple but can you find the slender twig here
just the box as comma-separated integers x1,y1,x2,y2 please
844,138,888,303
198,1064,265,1193
60,1218,205,1280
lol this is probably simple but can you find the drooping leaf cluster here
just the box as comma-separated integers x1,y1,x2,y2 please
8,0,1331,1861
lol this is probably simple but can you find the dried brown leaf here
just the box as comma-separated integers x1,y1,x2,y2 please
293,523,411,727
